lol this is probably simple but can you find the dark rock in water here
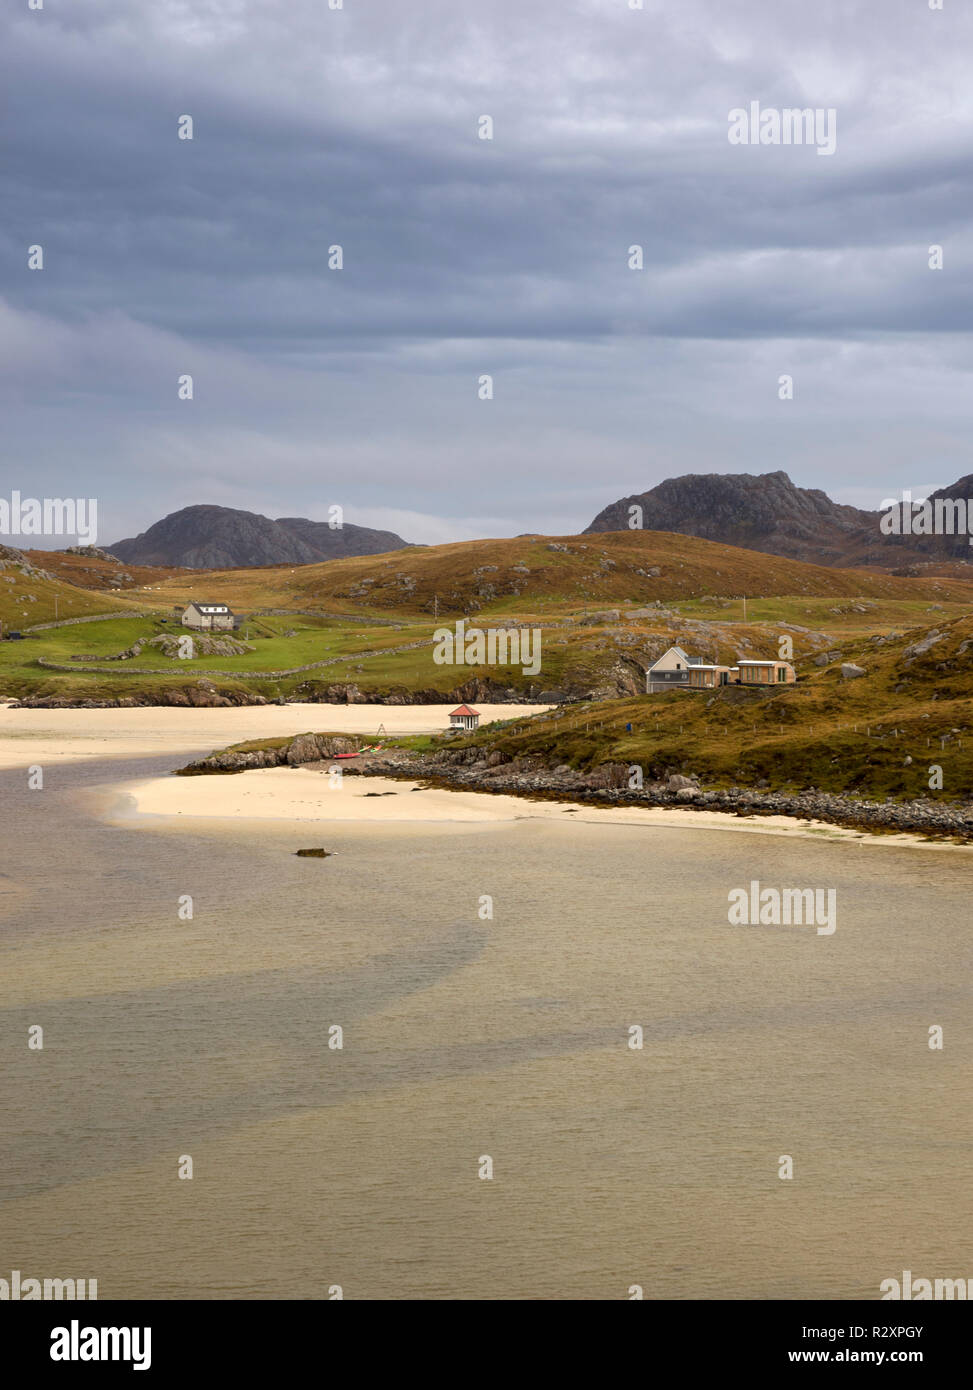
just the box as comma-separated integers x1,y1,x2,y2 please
295,848,332,858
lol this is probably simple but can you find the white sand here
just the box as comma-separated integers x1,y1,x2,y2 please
0,702,955,848
0,701,543,769
112,763,944,847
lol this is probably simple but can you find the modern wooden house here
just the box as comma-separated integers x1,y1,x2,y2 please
737,659,796,685
685,663,739,689
646,648,795,692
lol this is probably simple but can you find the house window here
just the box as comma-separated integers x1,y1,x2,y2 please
777,667,786,683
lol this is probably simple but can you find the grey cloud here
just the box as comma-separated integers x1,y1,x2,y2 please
2,0,973,540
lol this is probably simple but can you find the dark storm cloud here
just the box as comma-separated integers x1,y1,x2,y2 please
2,0,972,542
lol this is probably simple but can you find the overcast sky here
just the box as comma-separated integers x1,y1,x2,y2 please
3,0,972,547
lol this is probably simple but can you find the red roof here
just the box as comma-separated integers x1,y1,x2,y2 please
449,705,480,717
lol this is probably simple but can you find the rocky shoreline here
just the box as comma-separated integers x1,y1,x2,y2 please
11,683,270,709
177,735,973,841
10,675,544,710
361,752,973,841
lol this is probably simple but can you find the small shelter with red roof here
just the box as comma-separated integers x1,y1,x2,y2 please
448,704,480,731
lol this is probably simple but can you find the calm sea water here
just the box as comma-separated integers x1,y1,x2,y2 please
2,756,971,1299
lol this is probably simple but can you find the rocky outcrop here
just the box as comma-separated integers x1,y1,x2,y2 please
59,545,122,562
150,634,254,659
0,544,56,582
69,634,255,663
902,631,945,662
179,732,359,774
291,675,545,705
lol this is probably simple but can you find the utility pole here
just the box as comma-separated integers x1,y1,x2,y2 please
742,595,747,622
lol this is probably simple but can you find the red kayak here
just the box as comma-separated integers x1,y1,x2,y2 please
334,743,383,759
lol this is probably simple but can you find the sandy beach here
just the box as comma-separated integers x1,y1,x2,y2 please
1,701,958,847
0,701,544,769
112,760,943,846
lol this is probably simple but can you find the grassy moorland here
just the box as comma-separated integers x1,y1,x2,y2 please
97,528,973,617
23,549,190,595
3,591,969,709
437,614,973,801
3,532,972,786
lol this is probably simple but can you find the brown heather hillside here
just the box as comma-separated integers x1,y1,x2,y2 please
442,614,973,801
125,530,973,619
24,549,192,594
0,546,131,628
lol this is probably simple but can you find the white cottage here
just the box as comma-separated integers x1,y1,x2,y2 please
181,602,235,632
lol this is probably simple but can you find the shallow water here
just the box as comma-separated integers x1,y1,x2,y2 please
1,756,971,1299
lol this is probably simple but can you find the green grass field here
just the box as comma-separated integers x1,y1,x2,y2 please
4,597,972,750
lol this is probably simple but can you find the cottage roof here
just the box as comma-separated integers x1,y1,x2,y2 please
187,602,232,614
449,705,480,717
648,644,692,670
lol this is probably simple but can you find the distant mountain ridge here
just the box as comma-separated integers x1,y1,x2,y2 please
111,505,411,569
585,470,973,568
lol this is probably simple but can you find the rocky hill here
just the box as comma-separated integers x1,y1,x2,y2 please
586,470,973,569
111,505,410,569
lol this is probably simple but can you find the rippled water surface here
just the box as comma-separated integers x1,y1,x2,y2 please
2,757,971,1299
